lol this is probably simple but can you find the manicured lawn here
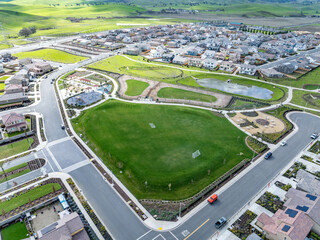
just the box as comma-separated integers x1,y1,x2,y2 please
125,79,149,96
13,49,87,64
0,183,61,216
291,89,320,110
1,162,28,174
0,44,12,50
1,221,28,240
0,138,34,160
72,100,252,200
0,162,30,184
157,87,217,103
0,83,5,90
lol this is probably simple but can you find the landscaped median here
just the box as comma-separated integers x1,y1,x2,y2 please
71,100,253,200
13,49,88,64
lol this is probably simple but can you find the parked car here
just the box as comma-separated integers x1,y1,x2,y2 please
311,133,318,140
215,217,227,229
61,124,65,130
280,141,287,146
264,152,272,159
207,194,218,204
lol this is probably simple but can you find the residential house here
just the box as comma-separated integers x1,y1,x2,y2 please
275,62,298,74
284,188,320,234
214,52,227,61
37,212,90,240
5,84,24,94
188,58,203,67
0,92,28,106
229,52,241,63
26,62,52,76
219,62,236,72
202,50,216,59
6,73,29,86
1,112,28,133
186,47,204,56
149,49,164,58
167,41,180,48
203,59,218,70
260,68,284,78
172,56,188,65
256,208,313,240
239,64,257,76
0,63,3,73
125,47,140,56
162,54,175,62
18,58,33,67
296,169,320,196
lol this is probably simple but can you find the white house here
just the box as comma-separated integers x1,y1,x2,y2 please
239,64,257,76
203,59,218,70
202,50,216,59
172,56,188,65
149,49,164,58
0,63,4,73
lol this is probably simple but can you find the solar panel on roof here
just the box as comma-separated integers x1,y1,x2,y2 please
296,205,309,212
282,225,291,232
306,194,317,201
285,208,298,218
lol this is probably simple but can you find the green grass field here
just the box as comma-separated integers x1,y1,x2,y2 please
0,83,5,91
157,87,217,103
89,55,286,102
0,183,61,216
291,89,320,110
89,55,184,82
1,222,28,240
0,76,10,81
0,138,34,160
125,79,149,96
72,100,252,200
13,49,87,63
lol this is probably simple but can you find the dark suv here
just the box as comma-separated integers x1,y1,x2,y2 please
215,217,227,229
264,152,272,159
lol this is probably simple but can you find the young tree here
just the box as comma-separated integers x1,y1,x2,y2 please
29,26,37,34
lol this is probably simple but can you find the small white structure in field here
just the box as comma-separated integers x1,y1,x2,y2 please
192,150,201,159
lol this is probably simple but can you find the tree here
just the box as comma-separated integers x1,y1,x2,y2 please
19,27,32,37
29,26,37,34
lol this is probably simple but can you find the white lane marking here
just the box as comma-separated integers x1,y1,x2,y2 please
170,231,179,240
45,146,63,171
41,150,54,172
136,230,152,240
47,136,71,147
63,160,90,173
152,234,165,240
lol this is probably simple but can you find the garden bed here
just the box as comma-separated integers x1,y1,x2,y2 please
256,192,284,213
229,210,259,239
283,162,307,178
309,141,320,154
275,181,292,191
246,136,268,154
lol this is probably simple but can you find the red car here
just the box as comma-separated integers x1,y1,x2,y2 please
207,194,218,204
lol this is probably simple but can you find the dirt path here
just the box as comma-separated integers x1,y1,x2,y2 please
118,75,232,108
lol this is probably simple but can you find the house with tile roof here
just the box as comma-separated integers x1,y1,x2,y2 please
1,112,28,133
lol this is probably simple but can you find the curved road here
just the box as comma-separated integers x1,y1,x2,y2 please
0,53,319,239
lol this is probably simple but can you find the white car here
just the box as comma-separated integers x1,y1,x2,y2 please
280,141,287,146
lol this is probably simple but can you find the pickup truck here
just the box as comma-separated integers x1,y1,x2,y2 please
207,194,218,204
215,217,227,229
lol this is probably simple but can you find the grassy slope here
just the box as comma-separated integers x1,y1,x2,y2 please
72,100,252,200
0,138,34,160
13,49,87,63
0,183,61,215
125,79,149,96
157,87,217,103
291,89,320,110
0,76,10,81
1,222,28,240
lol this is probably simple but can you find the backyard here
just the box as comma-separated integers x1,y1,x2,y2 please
13,49,87,64
0,138,34,160
71,100,252,200
1,221,28,240
157,87,217,103
125,79,149,96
